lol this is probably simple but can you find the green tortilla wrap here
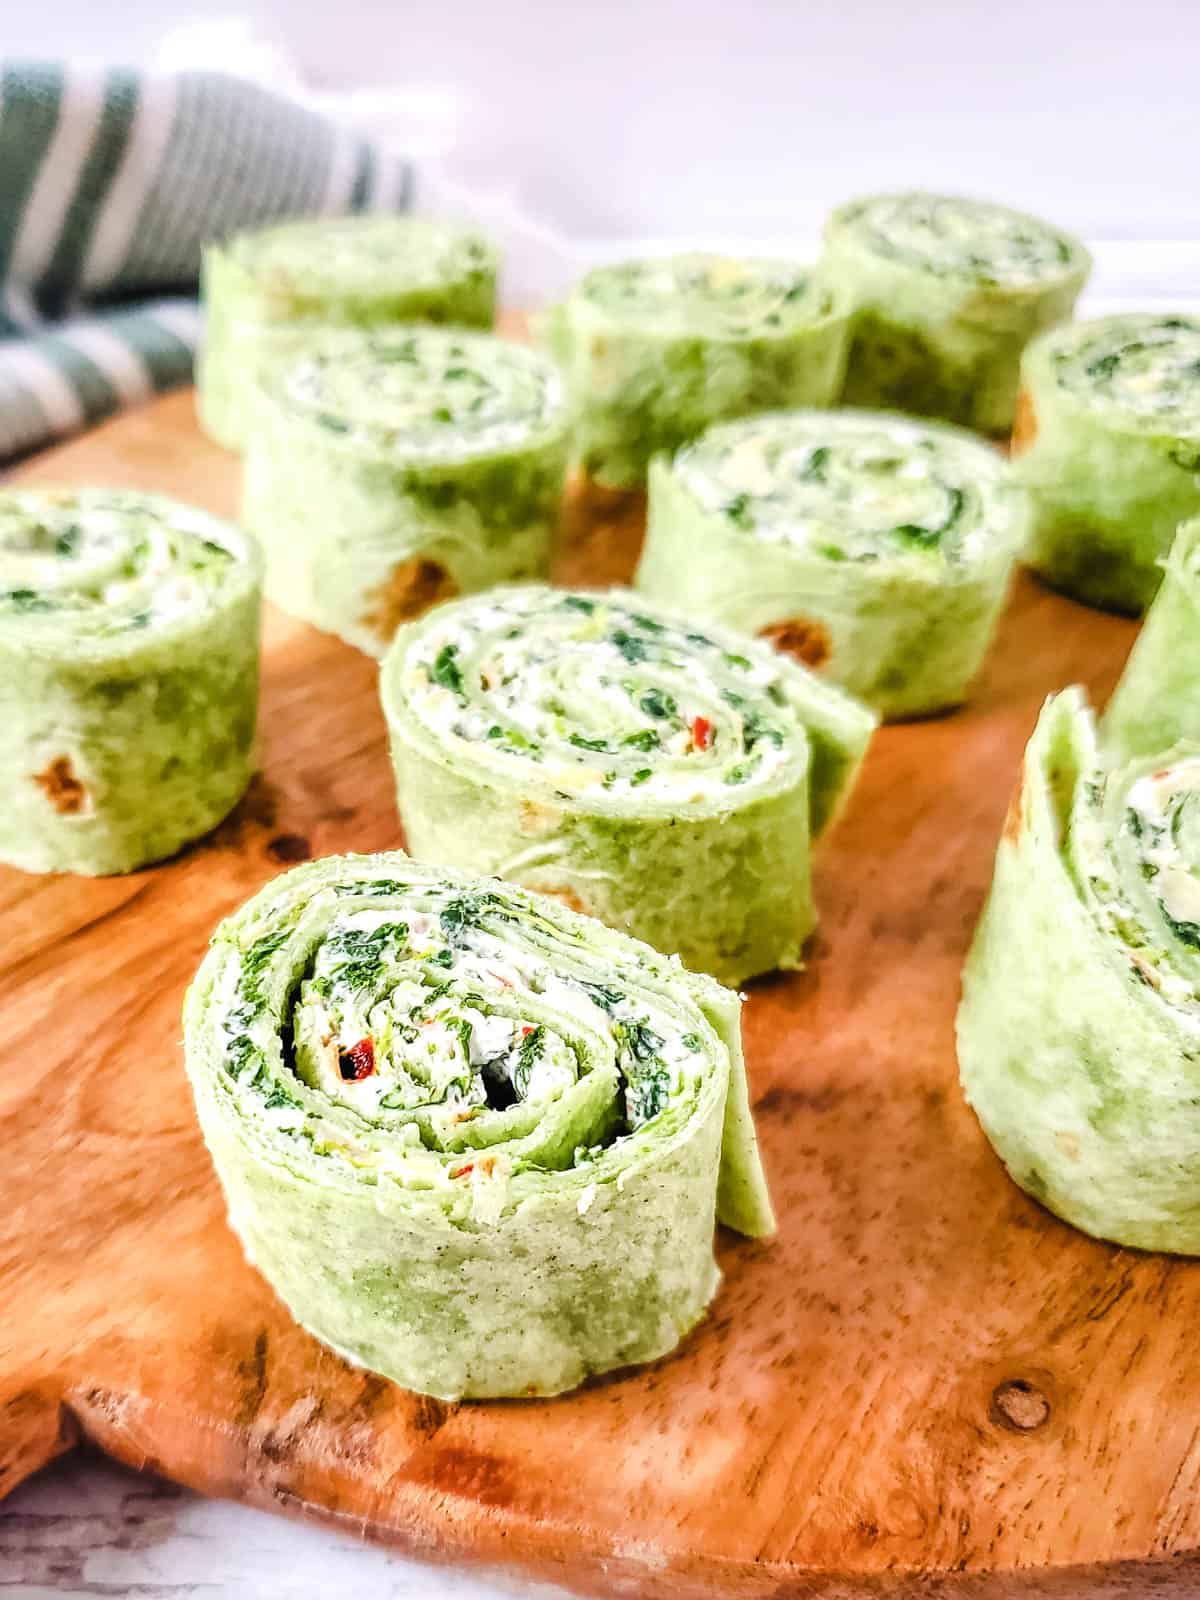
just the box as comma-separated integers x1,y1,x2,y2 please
199,215,498,450
1016,313,1200,614
380,586,876,984
183,851,774,1399
1103,518,1200,763
822,192,1089,435
241,327,570,656
0,488,261,875
545,253,851,488
637,409,1028,720
958,686,1200,1252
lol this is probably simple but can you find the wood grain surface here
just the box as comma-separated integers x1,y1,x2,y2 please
4,377,1199,1599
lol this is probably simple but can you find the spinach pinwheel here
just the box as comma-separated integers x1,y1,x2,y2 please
1016,314,1200,614
958,687,1200,1252
821,192,1089,435
199,215,498,450
380,586,876,984
1104,518,1200,763
545,253,851,488
242,328,569,655
638,409,1029,719
183,852,774,1399
0,488,261,875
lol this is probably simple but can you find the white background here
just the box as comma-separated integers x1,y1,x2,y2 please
6,0,1200,241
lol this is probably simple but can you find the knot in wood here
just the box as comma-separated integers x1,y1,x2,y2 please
267,833,312,863
989,1378,1051,1433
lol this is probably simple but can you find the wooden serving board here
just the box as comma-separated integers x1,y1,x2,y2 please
6,383,1200,1600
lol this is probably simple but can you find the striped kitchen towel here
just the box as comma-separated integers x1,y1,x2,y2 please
0,61,413,460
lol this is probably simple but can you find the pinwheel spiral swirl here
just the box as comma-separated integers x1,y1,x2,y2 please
831,193,1083,286
547,252,851,487
1017,314,1200,614
184,853,773,1398
822,190,1089,434
640,409,1028,718
198,214,497,450
0,489,260,875
381,586,875,983
959,686,1200,1252
241,328,570,656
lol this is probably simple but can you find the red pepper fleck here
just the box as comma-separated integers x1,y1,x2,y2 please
451,1154,497,1182
521,1024,535,1037
691,715,711,751
338,1037,376,1081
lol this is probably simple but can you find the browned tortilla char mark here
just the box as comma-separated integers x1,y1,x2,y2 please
1002,763,1026,844
1010,388,1038,456
362,559,458,644
527,884,591,918
33,756,88,816
757,617,832,670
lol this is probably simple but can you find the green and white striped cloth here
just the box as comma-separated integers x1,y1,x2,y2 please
0,62,413,460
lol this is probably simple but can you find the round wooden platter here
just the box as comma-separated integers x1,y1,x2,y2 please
4,382,1199,1600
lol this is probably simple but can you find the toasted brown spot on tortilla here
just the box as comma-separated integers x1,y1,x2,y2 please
758,617,832,670
1002,767,1025,844
528,884,590,917
1010,388,1037,455
1054,1130,1081,1161
518,800,562,838
362,558,458,643
33,756,88,816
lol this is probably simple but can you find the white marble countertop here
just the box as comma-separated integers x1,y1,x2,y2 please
3,239,1198,1599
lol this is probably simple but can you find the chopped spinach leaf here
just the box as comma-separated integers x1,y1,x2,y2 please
611,628,648,664
725,756,761,785
240,929,290,1001
4,588,52,612
626,1063,672,1126
580,980,624,1013
742,710,784,750
513,1023,546,1096
617,1018,664,1062
640,687,677,719
430,643,465,695
800,446,830,483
